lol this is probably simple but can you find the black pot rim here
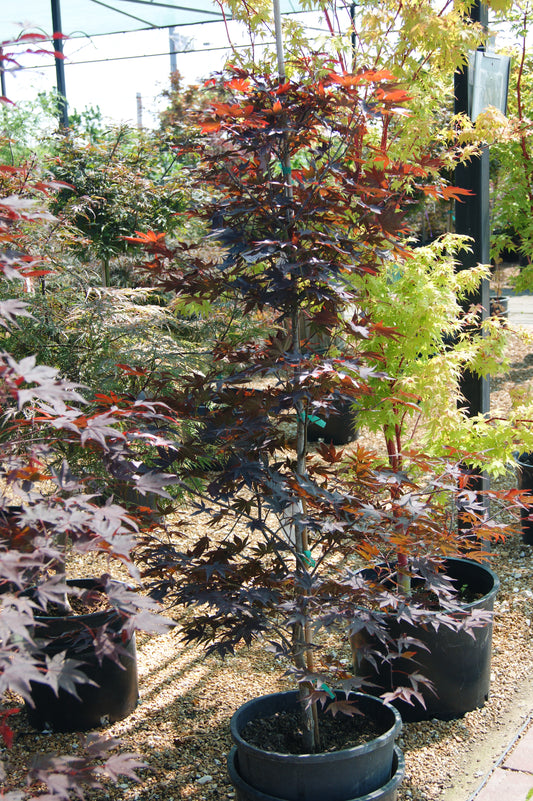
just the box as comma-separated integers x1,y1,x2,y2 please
514,451,533,468
32,578,130,626
227,744,405,801
357,556,499,614
230,690,401,763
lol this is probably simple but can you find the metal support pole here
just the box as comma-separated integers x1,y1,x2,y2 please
454,0,490,417
350,3,356,70
454,0,490,511
0,49,6,99
169,26,177,75
136,92,143,129
51,0,68,128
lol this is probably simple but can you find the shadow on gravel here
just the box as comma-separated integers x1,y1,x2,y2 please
491,352,533,390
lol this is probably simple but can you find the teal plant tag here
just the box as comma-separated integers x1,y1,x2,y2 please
299,550,316,567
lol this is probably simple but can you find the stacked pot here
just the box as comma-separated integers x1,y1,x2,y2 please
228,690,404,801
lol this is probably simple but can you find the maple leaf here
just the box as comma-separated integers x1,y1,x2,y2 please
36,652,97,701
0,653,48,702
116,363,148,376
100,752,147,782
225,77,250,91
122,230,166,244
0,708,20,748
201,121,221,133
326,699,365,717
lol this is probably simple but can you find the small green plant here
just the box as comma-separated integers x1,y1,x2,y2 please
48,126,186,286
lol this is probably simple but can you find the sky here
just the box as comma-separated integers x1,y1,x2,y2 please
3,21,245,128
3,9,325,129
2,7,524,130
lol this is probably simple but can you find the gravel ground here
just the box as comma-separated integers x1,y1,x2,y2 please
1,325,533,801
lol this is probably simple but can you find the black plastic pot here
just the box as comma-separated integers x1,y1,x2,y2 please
356,558,499,722
26,579,139,732
307,398,358,445
490,295,509,322
516,453,533,545
230,690,401,801
227,745,405,801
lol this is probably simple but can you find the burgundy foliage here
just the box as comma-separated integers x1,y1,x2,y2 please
131,58,521,746
0,77,173,794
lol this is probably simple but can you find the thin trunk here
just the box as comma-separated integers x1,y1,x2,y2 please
273,0,318,751
516,11,533,218
385,428,411,595
292,307,319,752
102,257,110,287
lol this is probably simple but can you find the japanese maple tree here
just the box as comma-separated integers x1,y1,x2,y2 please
131,54,517,752
0,42,174,792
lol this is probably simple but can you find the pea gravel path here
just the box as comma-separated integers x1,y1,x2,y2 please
1,326,533,801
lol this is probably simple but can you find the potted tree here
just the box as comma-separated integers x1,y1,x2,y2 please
129,43,519,796
0,158,173,734
489,257,510,322
342,235,520,720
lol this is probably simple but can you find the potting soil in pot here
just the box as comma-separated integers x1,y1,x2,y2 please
242,706,387,755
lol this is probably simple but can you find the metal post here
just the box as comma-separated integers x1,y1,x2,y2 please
454,0,490,419
0,49,6,99
350,3,356,69
454,0,490,511
51,0,69,128
169,26,177,75
136,92,143,129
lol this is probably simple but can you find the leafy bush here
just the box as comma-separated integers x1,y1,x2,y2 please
0,127,175,797
47,126,187,286
490,3,533,285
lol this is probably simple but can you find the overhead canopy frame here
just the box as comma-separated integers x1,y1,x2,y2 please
1,1,304,40
1,0,305,126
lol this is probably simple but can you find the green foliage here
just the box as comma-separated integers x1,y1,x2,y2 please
347,234,516,475
0,279,182,390
0,92,60,164
0,91,107,165
47,126,187,285
490,1,533,283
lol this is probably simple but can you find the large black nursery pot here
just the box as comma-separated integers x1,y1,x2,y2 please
356,557,499,722
26,578,139,732
489,294,509,323
516,453,533,545
307,398,359,446
227,745,405,801
229,690,402,801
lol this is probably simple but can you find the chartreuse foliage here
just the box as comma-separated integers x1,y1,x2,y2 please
346,235,518,473
490,0,533,286
345,228,533,480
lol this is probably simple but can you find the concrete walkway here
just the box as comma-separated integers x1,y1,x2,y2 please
508,295,533,328
468,715,533,801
